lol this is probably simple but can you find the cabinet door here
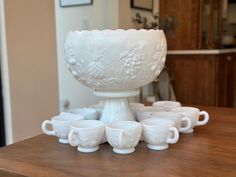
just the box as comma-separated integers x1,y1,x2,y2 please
159,0,201,50
233,53,236,107
166,55,218,106
218,53,236,107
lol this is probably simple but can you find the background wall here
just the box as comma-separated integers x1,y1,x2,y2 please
2,0,59,143
54,0,119,111
119,0,159,29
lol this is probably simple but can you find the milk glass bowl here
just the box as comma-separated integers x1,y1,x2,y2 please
65,29,167,123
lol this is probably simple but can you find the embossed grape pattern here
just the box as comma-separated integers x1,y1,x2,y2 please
65,42,85,78
120,41,146,79
64,29,167,90
150,37,167,76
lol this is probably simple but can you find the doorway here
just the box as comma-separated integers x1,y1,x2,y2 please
0,71,5,146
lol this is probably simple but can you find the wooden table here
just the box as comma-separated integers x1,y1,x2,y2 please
0,106,235,177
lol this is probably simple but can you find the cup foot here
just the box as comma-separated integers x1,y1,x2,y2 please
182,128,194,133
59,139,69,144
113,147,135,154
147,144,169,150
77,146,99,153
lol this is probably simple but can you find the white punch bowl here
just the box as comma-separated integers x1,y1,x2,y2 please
64,29,167,123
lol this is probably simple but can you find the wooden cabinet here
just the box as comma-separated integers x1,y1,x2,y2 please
217,53,236,107
159,0,236,107
159,0,201,50
166,53,236,107
159,0,223,50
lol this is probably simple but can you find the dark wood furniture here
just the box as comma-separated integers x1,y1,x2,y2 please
159,0,201,50
0,106,235,177
159,0,236,107
166,52,236,107
159,0,223,50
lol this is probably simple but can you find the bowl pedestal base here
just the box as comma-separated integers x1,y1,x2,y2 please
94,89,140,123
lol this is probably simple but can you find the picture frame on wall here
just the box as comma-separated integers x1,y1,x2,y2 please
60,0,93,7
130,0,153,11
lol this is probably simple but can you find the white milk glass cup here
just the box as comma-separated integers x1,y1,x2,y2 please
89,100,106,119
106,121,142,154
136,106,161,122
89,104,104,119
170,107,209,133
152,101,181,111
129,103,145,121
68,120,105,153
149,112,192,133
141,118,179,150
42,112,84,144
69,108,98,120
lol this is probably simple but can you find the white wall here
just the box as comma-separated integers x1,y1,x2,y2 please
55,0,119,111
1,0,59,144
104,0,119,29
119,0,159,29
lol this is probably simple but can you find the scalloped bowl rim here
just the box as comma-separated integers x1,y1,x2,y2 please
68,29,164,35
65,29,167,91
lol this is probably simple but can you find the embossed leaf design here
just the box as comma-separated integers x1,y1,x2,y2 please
88,61,106,79
86,37,107,79
144,128,165,144
87,37,105,56
122,130,139,148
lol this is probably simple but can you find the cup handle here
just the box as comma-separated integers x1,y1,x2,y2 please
118,131,123,147
42,120,56,136
196,111,209,126
179,117,192,132
166,127,179,144
68,129,79,147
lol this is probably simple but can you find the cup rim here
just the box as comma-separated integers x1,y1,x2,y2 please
138,106,158,113
170,106,200,113
69,108,97,115
70,120,104,129
129,102,144,107
153,101,181,106
106,121,141,131
141,118,175,128
52,113,84,122
150,111,182,118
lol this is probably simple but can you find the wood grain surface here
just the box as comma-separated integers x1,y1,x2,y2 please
0,106,235,177
159,0,201,50
166,55,218,106
166,53,236,107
